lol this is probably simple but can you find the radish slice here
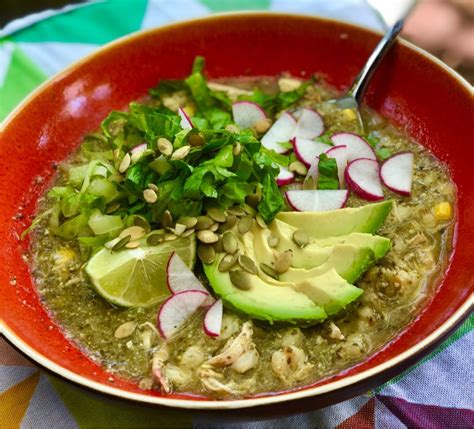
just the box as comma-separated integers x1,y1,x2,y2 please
261,112,296,154
131,143,147,154
380,152,414,196
232,101,266,129
325,145,348,187
286,189,349,211
203,299,223,337
331,132,376,162
157,290,209,339
293,138,331,166
276,166,295,186
293,107,324,139
178,107,193,130
303,156,319,189
345,158,384,201
167,252,208,294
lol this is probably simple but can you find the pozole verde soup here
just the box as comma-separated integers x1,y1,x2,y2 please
29,58,455,398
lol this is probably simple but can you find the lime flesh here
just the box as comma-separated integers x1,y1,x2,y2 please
85,235,196,307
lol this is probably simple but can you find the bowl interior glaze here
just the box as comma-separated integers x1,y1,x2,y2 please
0,13,472,410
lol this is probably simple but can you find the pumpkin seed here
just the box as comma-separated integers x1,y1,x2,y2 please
146,232,163,245
171,145,190,160
238,215,254,234
188,133,204,147
209,222,219,232
119,226,146,241
218,214,237,232
125,240,141,249
143,188,158,203
289,160,308,176
293,230,309,247
133,216,150,232
238,254,258,274
181,228,195,238
112,235,131,252
105,202,121,214
267,234,280,248
105,236,121,249
225,124,240,134
246,194,260,208
157,137,173,156
256,214,267,228
174,223,187,236
164,233,178,241
114,321,137,339
119,153,131,173
274,250,293,273
232,142,242,156
254,118,272,134
198,244,216,264
214,238,224,253
161,210,173,228
218,253,239,272
177,216,197,229
196,215,213,230
229,269,252,290
223,231,238,254
227,206,246,217
197,230,219,244
259,263,279,280
148,183,159,192
207,207,226,223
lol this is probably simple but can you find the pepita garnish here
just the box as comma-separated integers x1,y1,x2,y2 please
119,226,146,241
163,233,178,241
178,216,198,229
289,160,308,176
238,254,258,274
143,188,158,204
105,202,121,214
197,230,219,244
112,235,131,252
146,232,164,245
188,133,205,147
125,240,141,249
171,145,191,160
238,215,254,234
207,207,226,223
254,118,272,134
161,210,173,228
267,234,280,248
197,244,216,264
133,216,150,232
274,250,293,274
233,142,242,156
218,214,237,233
209,223,219,232
256,214,267,228
214,237,224,253
222,231,238,254
119,153,131,173
228,206,246,217
196,215,213,230
218,253,239,272
246,194,260,208
114,321,137,339
229,269,251,290
147,183,159,192
181,228,195,238
259,262,279,280
293,230,309,248
157,137,173,156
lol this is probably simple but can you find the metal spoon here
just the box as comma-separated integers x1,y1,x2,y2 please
330,18,406,132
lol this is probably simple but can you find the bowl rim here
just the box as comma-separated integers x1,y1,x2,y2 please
1,11,473,410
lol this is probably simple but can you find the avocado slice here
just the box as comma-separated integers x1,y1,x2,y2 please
203,254,327,324
276,200,393,238
292,268,363,316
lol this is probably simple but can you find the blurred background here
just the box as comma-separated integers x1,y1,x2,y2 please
1,0,473,83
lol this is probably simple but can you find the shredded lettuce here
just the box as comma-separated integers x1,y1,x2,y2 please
317,154,339,190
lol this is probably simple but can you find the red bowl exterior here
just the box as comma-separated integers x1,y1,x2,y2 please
0,13,473,411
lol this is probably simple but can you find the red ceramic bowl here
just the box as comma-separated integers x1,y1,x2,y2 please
0,13,473,413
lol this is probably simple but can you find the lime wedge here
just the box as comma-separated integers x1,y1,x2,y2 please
85,235,196,307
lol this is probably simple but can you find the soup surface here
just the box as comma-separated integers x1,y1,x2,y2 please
30,60,455,398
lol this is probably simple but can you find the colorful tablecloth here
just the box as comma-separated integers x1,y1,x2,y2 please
0,1,472,427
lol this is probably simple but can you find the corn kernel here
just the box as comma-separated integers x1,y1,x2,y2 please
342,108,357,121
434,202,452,221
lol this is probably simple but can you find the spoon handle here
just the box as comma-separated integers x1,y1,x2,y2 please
348,19,404,105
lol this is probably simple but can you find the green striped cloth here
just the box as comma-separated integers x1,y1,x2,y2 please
0,1,472,428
